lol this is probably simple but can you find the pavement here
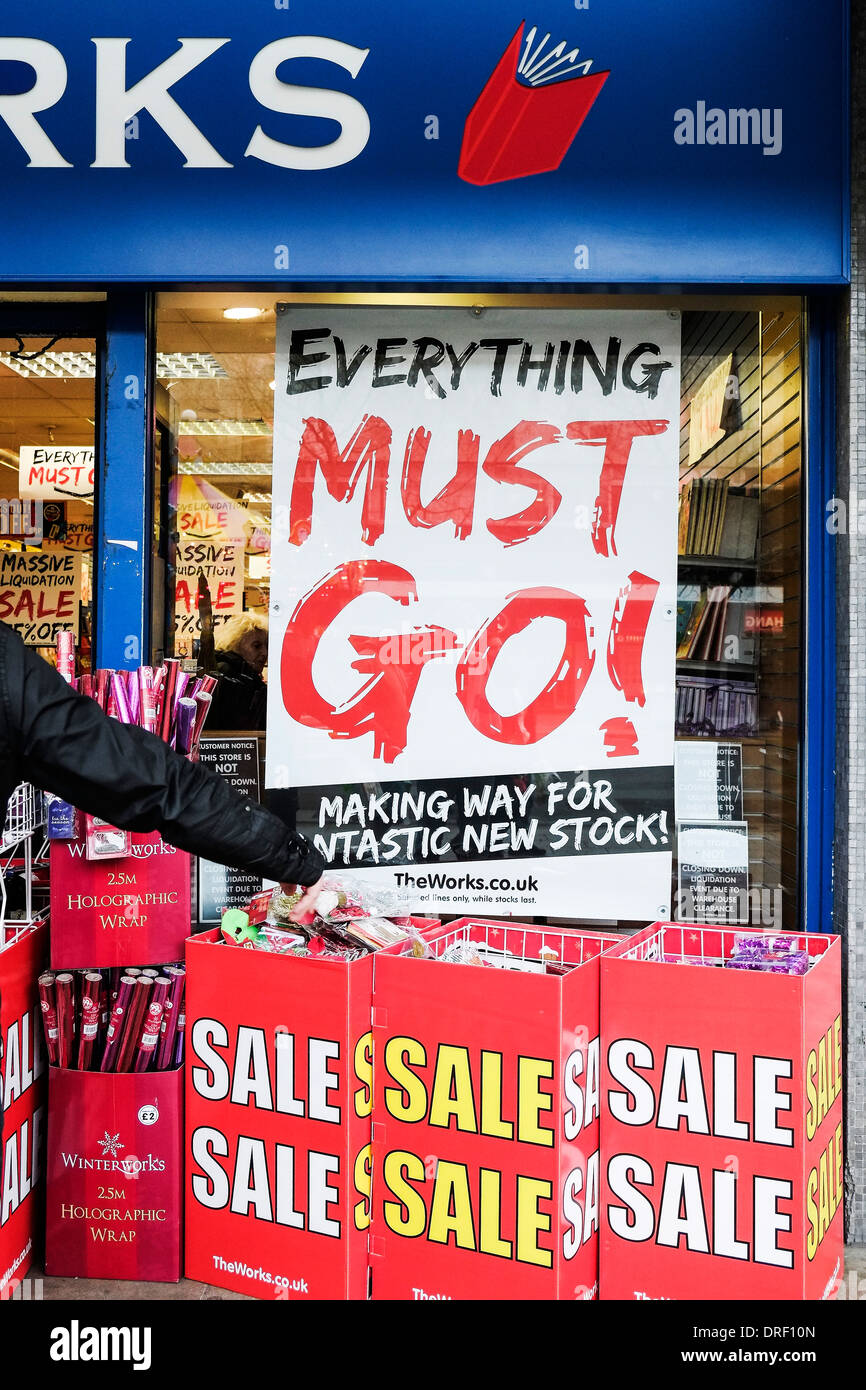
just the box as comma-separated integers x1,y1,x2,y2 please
836,1244,866,1299
24,1246,866,1301
32,1268,252,1300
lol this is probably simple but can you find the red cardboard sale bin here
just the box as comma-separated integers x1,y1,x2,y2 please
600,923,843,1301
44,1067,183,1282
183,922,436,1301
0,922,47,1297
50,834,191,968
370,918,619,1301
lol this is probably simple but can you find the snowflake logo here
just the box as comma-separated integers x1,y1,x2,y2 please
98,1132,124,1158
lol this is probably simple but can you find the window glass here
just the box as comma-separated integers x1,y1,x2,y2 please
154,303,274,724
0,336,96,666
675,308,802,931
155,297,802,931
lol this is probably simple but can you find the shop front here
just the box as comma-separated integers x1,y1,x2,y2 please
0,0,852,1304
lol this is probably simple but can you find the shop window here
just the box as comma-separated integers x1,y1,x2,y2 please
154,296,802,932
0,335,96,667
675,309,802,932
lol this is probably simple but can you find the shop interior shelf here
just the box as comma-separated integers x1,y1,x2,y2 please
677,554,758,575
677,658,757,678
675,733,768,745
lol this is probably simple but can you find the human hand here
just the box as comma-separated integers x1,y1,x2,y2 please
281,874,324,921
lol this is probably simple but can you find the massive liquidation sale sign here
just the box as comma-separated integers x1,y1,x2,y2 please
0,547,81,646
172,477,246,657
267,308,680,918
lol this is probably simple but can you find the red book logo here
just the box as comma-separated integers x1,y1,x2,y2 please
459,22,610,186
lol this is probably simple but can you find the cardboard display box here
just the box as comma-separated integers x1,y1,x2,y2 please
45,1066,183,1283
184,919,438,1300
370,918,619,1300
50,833,191,969
600,923,843,1301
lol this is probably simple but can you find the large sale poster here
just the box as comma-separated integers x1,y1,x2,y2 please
267,309,680,918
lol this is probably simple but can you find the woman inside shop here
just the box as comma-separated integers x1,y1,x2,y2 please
208,612,269,731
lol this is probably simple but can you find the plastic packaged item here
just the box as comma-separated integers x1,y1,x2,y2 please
84,815,130,860
255,924,310,955
725,953,767,972
220,908,307,954
268,886,308,923
781,949,809,974
221,908,257,947
402,928,434,959
440,939,489,967
315,874,413,924
732,933,768,959
246,889,273,925
762,950,809,976
767,935,799,954
337,916,412,951
728,938,810,975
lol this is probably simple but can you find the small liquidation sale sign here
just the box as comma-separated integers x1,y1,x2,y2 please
266,308,680,919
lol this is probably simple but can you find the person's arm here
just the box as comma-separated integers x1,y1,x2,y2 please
4,628,325,889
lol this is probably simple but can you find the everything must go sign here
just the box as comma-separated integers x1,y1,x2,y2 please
266,307,680,919
18,446,95,502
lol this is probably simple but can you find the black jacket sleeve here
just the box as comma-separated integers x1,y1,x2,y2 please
2,627,324,887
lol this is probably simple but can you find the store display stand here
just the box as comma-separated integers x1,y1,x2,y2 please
1,782,47,944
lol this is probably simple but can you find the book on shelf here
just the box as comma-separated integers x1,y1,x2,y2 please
693,585,730,662
676,592,696,649
698,479,717,554
681,479,701,553
675,583,758,665
722,589,758,665
676,588,709,659
677,480,758,560
676,674,758,738
708,479,727,554
718,493,760,560
677,483,692,554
